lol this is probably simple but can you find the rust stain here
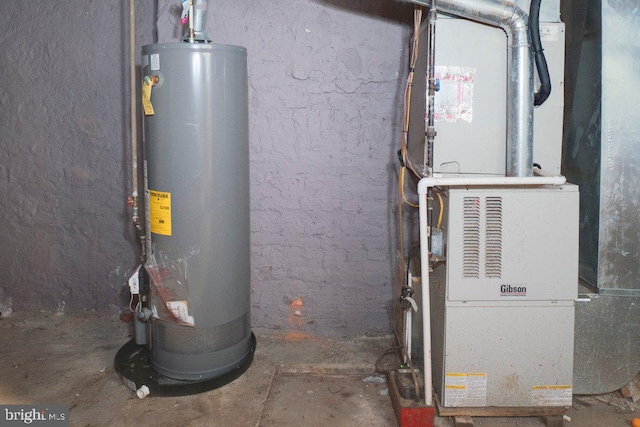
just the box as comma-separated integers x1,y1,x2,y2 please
281,331,311,342
503,373,519,390
286,297,305,330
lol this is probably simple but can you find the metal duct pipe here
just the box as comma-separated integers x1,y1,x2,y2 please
405,0,534,177
182,0,211,43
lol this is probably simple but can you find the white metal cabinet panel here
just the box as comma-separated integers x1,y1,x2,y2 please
446,185,579,302
533,23,566,174
432,18,507,175
432,19,565,175
441,303,574,407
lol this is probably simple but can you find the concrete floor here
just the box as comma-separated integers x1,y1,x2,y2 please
1,312,639,426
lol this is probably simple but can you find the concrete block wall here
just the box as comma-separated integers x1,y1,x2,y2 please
0,1,154,315
0,0,412,337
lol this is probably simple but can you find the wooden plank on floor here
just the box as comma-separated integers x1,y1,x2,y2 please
453,415,474,426
436,397,566,417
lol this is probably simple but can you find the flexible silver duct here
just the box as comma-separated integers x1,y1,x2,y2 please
405,0,534,177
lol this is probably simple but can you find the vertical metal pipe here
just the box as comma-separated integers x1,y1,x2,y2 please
182,0,211,43
424,4,438,175
405,0,534,177
130,0,137,198
188,1,195,43
130,0,146,261
506,15,534,177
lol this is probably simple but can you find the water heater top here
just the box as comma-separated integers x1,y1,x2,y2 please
142,42,246,55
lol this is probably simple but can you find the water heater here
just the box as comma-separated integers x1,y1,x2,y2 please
115,41,255,396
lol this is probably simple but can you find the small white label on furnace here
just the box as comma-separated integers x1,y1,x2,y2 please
150,53,160,71
540,24,559,42
445,373,487,407
532,385,572,406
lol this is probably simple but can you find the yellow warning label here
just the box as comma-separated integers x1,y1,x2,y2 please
445,373,487,406
532,385,572,390
149,190,171,236
142,80,155,116
532,385,572,406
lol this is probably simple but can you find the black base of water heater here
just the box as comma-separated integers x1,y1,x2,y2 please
114,333,256,397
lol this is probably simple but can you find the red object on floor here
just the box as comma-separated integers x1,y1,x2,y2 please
387,371,436,427
396,406,436,427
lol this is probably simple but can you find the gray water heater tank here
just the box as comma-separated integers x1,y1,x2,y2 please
141,42,252,381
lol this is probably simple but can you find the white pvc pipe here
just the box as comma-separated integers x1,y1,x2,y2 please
418,190,433,406
417,174,566,195
417,173,565,406
533,167,559,178
136,385,150,399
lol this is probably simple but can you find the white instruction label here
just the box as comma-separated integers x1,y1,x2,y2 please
434,66,475,123
532,385,572,406
445,373,487,407
128,265,142,295
540,24,560,42
150,53,160,71
166,300,195,326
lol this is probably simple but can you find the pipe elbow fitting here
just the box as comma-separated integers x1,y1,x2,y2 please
502,4,530,39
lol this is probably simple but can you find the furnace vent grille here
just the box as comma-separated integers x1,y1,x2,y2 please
485,197,503,278
462,197,480,278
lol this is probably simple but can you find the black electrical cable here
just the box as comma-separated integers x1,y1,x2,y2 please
153,0,159,44
529,0,552,106
375,346,403,374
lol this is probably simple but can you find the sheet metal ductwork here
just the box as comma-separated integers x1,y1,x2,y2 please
563,0,640,394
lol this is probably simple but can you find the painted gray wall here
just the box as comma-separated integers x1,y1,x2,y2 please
0,1,153,314
0,0,412,337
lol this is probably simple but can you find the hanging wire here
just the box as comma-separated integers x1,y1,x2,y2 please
397,6,424,268
435,190,444,229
